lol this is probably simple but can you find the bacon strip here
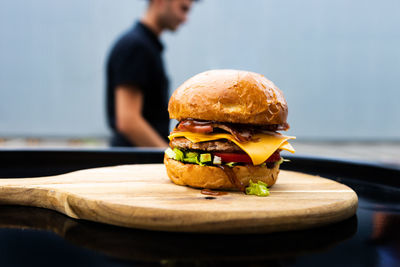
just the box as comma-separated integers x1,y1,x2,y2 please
177,120,213,133
214,124,252,142
175,119,289,142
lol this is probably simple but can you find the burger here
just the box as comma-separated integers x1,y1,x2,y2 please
164,69,295,193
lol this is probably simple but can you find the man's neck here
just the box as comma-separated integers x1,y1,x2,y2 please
141,11,163,37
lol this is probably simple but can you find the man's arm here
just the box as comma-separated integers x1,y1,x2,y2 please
115,85,168,147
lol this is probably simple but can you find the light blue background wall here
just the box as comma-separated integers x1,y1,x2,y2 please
0,0,399,140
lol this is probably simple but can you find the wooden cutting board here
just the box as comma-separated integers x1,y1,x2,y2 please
0,164,358,233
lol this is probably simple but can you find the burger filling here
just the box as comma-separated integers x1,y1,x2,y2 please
166,144,283,169
166,118,291,168
176,118,289,142
171,137,243,153
165,119,294,193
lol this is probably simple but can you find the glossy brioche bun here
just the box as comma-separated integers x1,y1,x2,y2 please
164,156,279,190
168,69,288,125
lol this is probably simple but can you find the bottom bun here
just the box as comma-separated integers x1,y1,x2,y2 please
164,155,280,190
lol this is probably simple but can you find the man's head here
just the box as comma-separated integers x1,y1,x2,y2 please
148,0,195,32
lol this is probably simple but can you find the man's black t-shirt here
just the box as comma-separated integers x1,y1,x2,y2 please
106,21,169,146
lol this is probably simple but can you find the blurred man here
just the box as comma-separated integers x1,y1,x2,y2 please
106,0,195,147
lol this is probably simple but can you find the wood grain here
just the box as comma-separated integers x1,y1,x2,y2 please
0,164,358,233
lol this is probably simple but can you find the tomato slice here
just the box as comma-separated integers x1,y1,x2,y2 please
214,152,253,163
265,151,281,162
214,151,281,164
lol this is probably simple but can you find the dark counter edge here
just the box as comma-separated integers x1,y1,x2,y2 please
0,148,399,188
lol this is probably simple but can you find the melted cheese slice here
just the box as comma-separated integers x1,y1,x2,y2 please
169,131,295,165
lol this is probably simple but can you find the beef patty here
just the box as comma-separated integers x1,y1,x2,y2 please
170,137,242,153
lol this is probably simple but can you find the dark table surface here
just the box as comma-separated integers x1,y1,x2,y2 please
0,148,399,267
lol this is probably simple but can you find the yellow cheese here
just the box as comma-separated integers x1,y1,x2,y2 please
280,141,295,153
169,131,295,165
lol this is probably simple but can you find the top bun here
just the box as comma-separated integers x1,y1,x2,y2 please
168,69,288,125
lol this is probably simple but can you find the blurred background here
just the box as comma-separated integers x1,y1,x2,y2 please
0,0,399,165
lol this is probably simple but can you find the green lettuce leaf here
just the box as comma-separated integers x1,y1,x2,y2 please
173,148,184,161
245,180,270,197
